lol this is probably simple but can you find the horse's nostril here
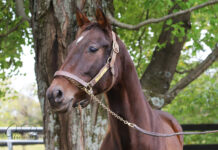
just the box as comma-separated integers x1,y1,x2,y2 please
55,90,63,98
53,89,64,103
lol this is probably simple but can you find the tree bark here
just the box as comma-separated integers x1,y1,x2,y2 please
140,3,191,108
30,0,112,149
30,1,75,149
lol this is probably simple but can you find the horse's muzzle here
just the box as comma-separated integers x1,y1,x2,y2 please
46,85,74,113
46,86,64,106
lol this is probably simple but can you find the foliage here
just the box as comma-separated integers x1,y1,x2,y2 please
0,0,32,79
164,62,218,144
0,93,42,127
114,0,166,77
114,0,218,77
0,0,32,100
0,79,17,101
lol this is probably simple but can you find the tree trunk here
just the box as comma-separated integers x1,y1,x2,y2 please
30,0,113,149
140,3,191,108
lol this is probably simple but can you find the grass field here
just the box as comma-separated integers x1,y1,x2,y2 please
1,145,44,150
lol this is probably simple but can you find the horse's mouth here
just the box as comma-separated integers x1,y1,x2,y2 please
72,92,91,108
72,99,90,108
51,100,73,113
50,93,91,112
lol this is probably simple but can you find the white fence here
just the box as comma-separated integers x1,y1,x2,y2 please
0,127,43,150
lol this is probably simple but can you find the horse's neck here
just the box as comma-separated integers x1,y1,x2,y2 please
105,43,159,145
106,63,153,126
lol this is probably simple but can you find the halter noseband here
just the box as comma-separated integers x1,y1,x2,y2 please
54,31,119,91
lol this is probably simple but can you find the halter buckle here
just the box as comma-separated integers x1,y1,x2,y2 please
113,42,119,53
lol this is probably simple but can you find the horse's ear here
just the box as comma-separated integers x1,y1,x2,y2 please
76,8,90,27
96,8,110,29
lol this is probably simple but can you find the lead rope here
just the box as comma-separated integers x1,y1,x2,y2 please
81,87,218,137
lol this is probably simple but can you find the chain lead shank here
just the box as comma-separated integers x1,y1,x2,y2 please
82,86,218,137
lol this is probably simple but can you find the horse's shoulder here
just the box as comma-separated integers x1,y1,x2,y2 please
156,110,184,145
156,110,177,122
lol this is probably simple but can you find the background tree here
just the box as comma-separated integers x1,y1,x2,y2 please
0,93,42,127
0,0,218,149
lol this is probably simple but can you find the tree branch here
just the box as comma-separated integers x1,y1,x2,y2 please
175,68,193,74
0,0,30,38
164,43,218,106
0,20,24,38
15,0,30,22
107,0,218,30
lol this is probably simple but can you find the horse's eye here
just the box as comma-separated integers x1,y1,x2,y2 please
89,46,98,52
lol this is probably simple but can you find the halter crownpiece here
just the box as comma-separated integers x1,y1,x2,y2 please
54,31,119,90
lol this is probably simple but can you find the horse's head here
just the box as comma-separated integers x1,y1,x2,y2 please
46,8,119,112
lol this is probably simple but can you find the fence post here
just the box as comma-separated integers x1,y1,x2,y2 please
6,128,12,150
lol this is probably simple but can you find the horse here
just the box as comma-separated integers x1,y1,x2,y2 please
46,8,183,150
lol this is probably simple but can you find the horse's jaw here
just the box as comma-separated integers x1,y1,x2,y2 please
72,98,90,108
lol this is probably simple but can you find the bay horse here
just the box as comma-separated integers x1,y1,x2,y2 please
46,8,183,150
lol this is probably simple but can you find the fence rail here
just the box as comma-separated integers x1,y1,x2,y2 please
184,144,218,150
0,125,217,150
182,124,218,150
182,124,218,131
0,127,43,150
0,127,43,133
0,140,43,146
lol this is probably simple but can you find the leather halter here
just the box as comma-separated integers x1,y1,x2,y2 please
54,31,119,91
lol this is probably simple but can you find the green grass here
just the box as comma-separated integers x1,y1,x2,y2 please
1,145,44,150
